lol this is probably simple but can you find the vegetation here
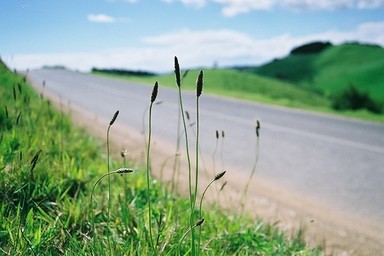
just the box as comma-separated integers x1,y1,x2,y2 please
247,42,384,115
0,59,320,255
92,67,156,77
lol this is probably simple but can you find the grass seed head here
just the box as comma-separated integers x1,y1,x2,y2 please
220,181,227,191
174,56,181,87
182,69,189,79
196,218,204,227
120,149,128,158
256,120,260,137
116,168,134,174
214,171,226,181
215,130,219,139
30,149,43,173
151,81,159,103
185,110,190,120
109,110,119,126
196,70,203,97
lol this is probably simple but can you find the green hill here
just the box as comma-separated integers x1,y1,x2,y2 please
244,42,384,105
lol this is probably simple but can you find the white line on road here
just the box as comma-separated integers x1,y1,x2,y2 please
200,109,384,155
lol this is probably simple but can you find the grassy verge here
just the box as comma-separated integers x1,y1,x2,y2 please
93,69,384,122
0,60,321,255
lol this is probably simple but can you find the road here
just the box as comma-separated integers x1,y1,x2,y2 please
27,69,384,226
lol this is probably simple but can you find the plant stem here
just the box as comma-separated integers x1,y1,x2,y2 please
146,82,158,252
91,168,133,251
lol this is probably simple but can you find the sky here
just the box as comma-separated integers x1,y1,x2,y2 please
1,0,384,73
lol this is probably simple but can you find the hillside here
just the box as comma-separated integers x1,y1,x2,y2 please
243,42,384,105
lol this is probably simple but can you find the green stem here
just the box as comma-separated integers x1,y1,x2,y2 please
146,101,155,251
91,169,133,251
177,86,195,253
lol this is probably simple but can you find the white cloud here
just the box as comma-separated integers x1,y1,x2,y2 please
5,21,384,73
161,0,206,8
168,0,384,16
87,14,116,23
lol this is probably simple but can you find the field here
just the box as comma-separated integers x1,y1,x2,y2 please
0,59,321,255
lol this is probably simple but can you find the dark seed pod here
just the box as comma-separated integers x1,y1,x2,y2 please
214,171,226,181
116,168,134,174
174,56,181,87
196,70,203,97
256,120,260,138
151,81,159,103
109,110,119,126
196,218,204,227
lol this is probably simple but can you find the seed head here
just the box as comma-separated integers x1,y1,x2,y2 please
214,171,226,181
151,81,159,103
174,56,181,87
30,149,43,173
116,168,134,174
120,149,128,158
215,130,219,139
109,110,119,126
219,181,227,191
196,218,204,227
196,70,203,97
256,120,260,138
182,69,189,79
185,110,190,120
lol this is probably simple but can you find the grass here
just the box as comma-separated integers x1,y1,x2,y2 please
0,59,321,255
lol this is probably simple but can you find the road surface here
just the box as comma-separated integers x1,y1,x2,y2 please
27,69,384,227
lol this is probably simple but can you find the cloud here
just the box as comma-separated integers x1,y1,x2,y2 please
166,0,384,16
5,21,384,73
87,14,116,23
161,0,206,8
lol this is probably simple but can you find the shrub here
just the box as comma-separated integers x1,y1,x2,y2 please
332,84,382,113
290,41,332,55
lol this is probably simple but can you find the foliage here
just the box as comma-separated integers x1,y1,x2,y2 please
290,41,332,55
332,84,382,113
92,67,156,77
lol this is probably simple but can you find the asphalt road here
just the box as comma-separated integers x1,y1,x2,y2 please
27,69,384,226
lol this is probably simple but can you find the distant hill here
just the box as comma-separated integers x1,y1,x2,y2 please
238,42,384,105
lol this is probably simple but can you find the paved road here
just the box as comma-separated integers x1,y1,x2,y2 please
28,69,384,225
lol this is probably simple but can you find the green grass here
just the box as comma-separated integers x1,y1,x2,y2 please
251,42,384,105
0,59,321,255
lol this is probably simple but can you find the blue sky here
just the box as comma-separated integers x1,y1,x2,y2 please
1,0,384,72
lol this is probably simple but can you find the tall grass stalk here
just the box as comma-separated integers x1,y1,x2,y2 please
178,218,205,254
106,110,119,251
146,81,159,251
197,171,226,252
174,56,196,253
171,69,190,193
194,71,203,255
241,120,261,208
220,130,225,170
90,168,134,250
